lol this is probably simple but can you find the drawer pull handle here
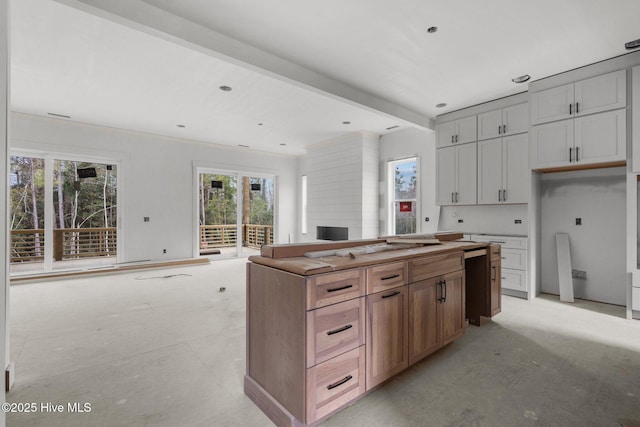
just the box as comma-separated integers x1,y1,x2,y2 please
381,291,401,299
327,324,353,336
491,266,496,282
381,274,400,281
326,284,353,293
327,375,353,390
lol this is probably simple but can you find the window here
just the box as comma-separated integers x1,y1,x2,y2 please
388,157,418,235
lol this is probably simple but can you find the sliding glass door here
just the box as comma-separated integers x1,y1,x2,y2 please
9,152,119,275
197,169,275,258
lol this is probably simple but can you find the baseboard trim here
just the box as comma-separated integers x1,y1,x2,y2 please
10,258,210,283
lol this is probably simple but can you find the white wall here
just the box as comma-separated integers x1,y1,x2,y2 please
540,168,626,305
438,204,529,235
379,128,438,235
1,0,8,418
298,131,379,242
10,113,298,263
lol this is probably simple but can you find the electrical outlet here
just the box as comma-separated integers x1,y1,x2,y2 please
163,249,167,254
575,218,582,225
572,269,587,280
515,219,522,224
144,217,150,222
457,219,464,223
425,217,430,222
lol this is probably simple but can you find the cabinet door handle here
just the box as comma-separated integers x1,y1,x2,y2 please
569,103,572,115
437,281,444,303
327,375,353,390
498,189,502,202
498,125,502,135
503,189,507,201
455,192,459,203
326,284,353,293
576,146,579,162
451,192,454,203
455,134,459,143
491,266,496,282
576,102,579,114
502,125,506,134
381,274,400,281
327,324,353,336
569,147,573,162
442,280,447,303
381,290,401,299
451,135,454,144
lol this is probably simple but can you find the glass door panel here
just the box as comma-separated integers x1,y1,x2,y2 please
199,173,238,258
52,160,118,270
9,155,45,275
241,177,275,256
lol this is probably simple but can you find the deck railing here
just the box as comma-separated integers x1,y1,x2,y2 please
11,224,273,263
10,227,117,263
199,224,273,251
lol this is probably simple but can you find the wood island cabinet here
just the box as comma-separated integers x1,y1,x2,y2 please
245,239,497,427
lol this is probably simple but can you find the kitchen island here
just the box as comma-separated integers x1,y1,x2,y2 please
244,236,500,427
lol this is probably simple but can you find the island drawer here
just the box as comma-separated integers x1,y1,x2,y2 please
306,298,365,368
365,261,408,294
408,251,464,282
306,346,365,423
306,269,365,310
490,244,501,262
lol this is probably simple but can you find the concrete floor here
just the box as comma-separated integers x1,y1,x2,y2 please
7,258,640,426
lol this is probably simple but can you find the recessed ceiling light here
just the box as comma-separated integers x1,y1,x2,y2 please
176,124,186,128
386,125,400,130
626,38,640,50
436,103,447,108
238,144,249,148
512,74,531,84
342,121,351,125
47,112,71,119
427,26,438,34
219,85,232,92
280,143,287,146
258,123,263,126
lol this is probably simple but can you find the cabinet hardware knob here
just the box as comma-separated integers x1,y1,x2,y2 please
326,284,353,293
576,102,579,114
327,375,353,390
576,146,580,162
442,280,447,303
498,125,501,135
569,147,573,162
498,189,502,202
491,266,496,281
569,103,572,115
327,324,353,336
437,281,444,303
503,125,507,134
381,290,401,299
381,274,400,281
451,135,454,143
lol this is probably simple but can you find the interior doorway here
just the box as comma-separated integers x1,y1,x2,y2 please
197,170,275,258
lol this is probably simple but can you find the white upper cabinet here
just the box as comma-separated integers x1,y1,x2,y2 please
436,115,477,148
531,69,626,125
436,143,477,205
478,134,529,204
531,109,625,169
478,103,529,141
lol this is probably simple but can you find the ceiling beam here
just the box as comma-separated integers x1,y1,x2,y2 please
52,0,434,131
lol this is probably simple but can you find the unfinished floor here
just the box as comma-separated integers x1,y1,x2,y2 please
7,258,640,426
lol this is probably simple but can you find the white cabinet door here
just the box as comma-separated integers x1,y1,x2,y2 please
503,134,529,204
456,143,477,205
531,120,573,169
531,83,573,125
503,103,529,136
456,116,477,145
477,139,502,204
574,69,626,117
436,147,456,205
574,109,626,165
436,121,456,148
477,110,502,141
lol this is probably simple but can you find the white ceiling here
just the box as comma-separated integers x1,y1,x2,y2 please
9,0,640,156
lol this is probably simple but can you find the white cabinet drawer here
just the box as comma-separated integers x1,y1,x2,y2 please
502,269,527,292
501,248,527,270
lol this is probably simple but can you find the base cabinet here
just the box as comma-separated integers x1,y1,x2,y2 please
366,286,409,389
